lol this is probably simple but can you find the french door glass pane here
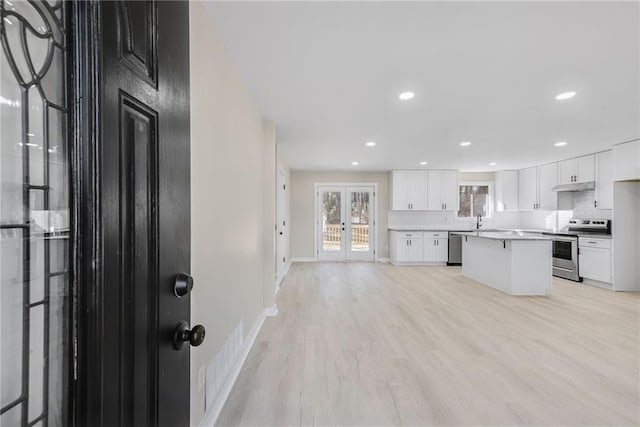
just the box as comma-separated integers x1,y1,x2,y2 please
1,1,69,426
322,192,341,251
350,191,370,252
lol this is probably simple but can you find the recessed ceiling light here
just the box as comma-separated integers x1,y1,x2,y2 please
419,161,428,166
489,162,497,166
365,141,376,147
398,91,415,100
555,141,567,147
460,141,472,147
351,161,359,166
555,91,576,100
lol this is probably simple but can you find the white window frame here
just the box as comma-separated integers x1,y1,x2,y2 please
456,181,494,220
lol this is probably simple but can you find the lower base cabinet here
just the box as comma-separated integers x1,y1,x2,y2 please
390,231,449,264
578,238,611,283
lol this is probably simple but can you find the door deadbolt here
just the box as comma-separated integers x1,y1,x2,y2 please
174,272,194,298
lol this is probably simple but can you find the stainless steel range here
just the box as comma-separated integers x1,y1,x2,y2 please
544,218,611,282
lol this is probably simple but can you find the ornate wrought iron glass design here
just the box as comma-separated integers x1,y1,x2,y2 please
1,1,69,426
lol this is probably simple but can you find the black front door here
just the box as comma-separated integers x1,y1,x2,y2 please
75,1,193,426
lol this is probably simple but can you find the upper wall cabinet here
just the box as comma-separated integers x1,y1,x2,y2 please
613,140,640,181
390,170,427,210
595,150,613,210
538,163,559,210
495,170,518,211
427,170,459,211
518,163,558,210
558,154,595,185
518,167,538,210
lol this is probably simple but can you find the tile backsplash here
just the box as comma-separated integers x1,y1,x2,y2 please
571,190,612,220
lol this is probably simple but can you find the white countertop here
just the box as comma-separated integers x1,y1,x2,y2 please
389,226,477,231
452,231,552,241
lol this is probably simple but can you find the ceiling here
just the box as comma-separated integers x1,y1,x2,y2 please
205,1,640,172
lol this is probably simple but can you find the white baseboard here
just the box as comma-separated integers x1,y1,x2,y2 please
290,257,317,262
377,257,391,263
275,262,290,294
198,308,268,427
264,304,278,317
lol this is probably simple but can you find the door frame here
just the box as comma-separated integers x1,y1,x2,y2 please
313,183,378,262
69,2,102,425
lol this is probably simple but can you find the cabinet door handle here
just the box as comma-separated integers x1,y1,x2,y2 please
594,200,598,208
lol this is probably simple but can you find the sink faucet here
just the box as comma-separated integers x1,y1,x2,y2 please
476,213,483,230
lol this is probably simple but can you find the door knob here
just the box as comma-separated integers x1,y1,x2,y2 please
173,320,205,350
279,232,283,235
173,272,194,298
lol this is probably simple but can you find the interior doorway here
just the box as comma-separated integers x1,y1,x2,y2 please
315,184,376,262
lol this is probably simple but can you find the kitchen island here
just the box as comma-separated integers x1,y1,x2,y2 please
452,231,553,295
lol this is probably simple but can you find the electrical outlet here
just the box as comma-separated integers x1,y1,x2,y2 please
198,366,205,391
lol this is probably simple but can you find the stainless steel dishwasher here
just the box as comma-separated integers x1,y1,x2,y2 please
447,232,462,265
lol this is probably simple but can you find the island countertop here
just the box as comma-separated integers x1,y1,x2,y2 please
452,231,552,241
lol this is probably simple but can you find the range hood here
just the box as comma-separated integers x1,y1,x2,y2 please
552,181,595,192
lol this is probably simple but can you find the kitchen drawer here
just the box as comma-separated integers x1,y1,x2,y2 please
578,237,611,249
423,231,447,238
392,231,424,239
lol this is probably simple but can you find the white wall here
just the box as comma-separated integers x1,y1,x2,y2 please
190,3,275,424
262,120,276,309
290,171,390,259
613,182,640,290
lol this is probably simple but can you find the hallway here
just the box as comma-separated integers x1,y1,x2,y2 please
217,262,639,426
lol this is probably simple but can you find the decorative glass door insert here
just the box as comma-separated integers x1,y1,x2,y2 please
1,1,69,426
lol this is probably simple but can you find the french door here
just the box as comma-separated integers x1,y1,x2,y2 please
317,186,375,261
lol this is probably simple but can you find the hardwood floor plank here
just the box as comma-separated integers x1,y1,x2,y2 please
216,263,640,426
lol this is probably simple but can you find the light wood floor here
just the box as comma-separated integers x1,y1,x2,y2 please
216,263,640,426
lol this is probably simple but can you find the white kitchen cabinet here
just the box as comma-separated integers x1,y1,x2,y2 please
579,238,611,283
518,167,538,210
391,170,427,210
390,231,447,264
390,232,424,263
423,237,449,263
613,140,640,181
558,155,594,185
595,151,613,210
518,164,557,210
537,162,558,210
427,170,459,211
495,170,518,211
441,170,459,211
